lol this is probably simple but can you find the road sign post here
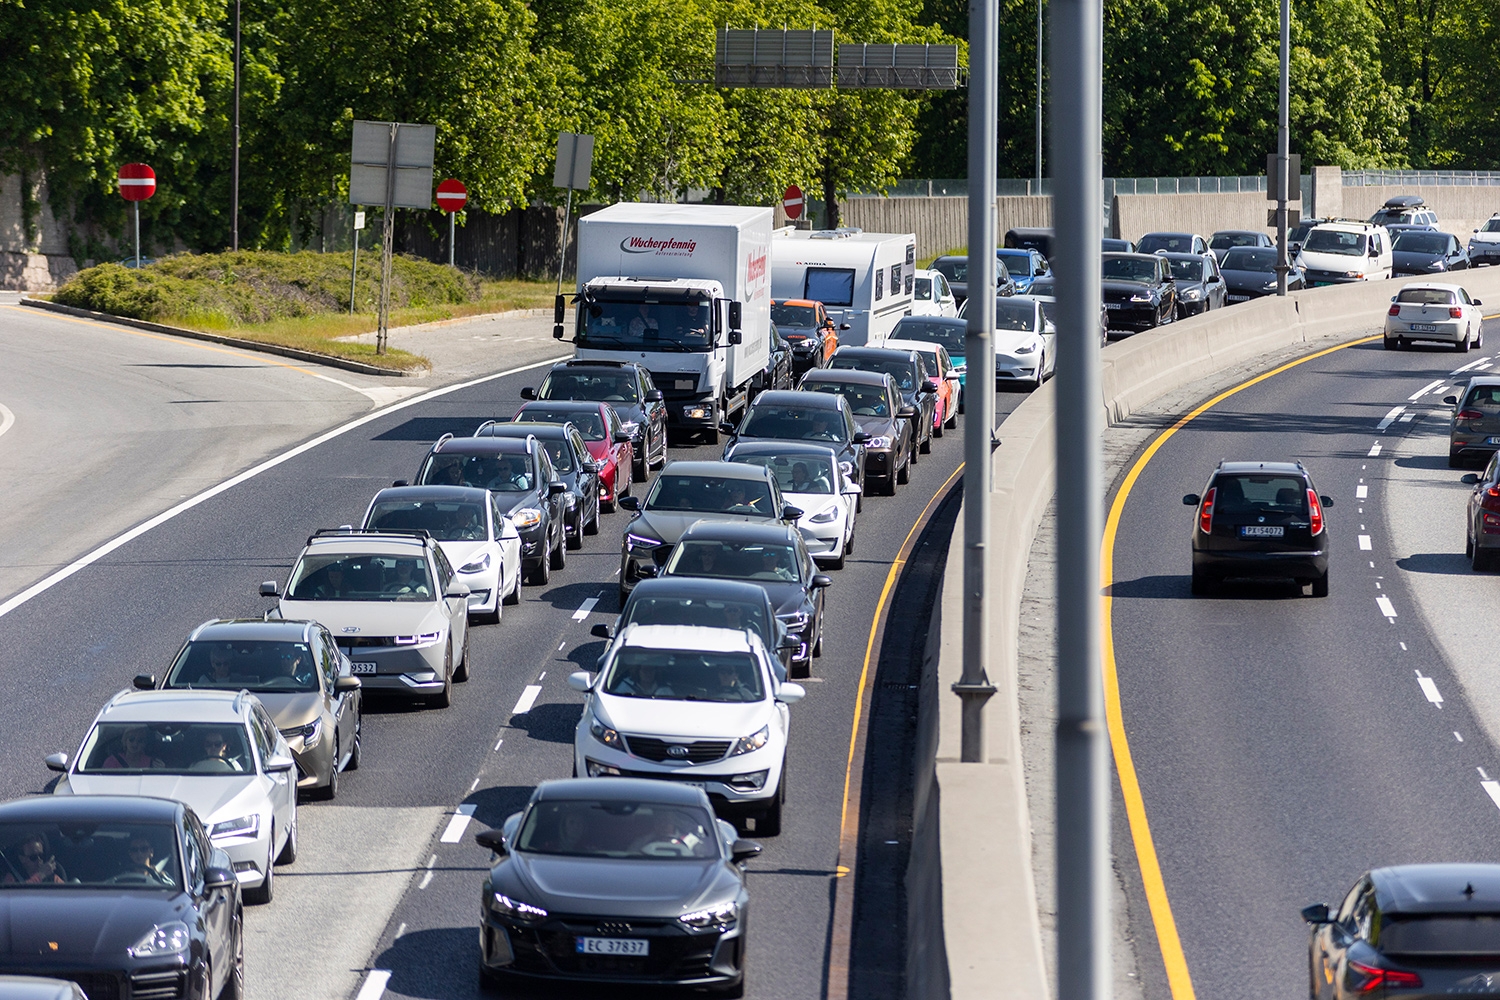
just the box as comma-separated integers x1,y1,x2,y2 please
436,179,468,268
349,210,366,315
118,163,156,269
350,120,435,354
553,133,595,295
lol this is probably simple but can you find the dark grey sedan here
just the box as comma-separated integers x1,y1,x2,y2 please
1161,251,1228,317
477,420,601,548
476,779,760,996
798,368,913,494
1393,230,1471,276
826,345,938,458
1220,246,1305,302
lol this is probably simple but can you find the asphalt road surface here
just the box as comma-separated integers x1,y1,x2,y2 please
1106,317,1500,1000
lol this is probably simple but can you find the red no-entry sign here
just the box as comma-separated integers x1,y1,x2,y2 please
436,178,467,213
118,163,156,202
783,184,804,220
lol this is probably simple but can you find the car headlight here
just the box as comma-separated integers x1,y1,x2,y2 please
838,460,854,475
459,552,492,574
618,419,640,435
1429,261,1446,269
679,901,738,929
491,892,549,923
952,364,967,376
1343,269,1364,278
1262,281,1278,290
129,921,191,958
564,492,579,508
589,714,624,749
1130,291,1154,302
511,507,543,528
209,814,260,840
730,724,770,757
394,631,443,646
1180,287,1202,300
279,719,320,747
809,505,840,524
865,435,892,449
1013,341,1037,355
626,531,662,550
779,611,810,630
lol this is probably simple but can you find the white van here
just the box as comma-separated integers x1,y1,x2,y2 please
770,227,917,346
1297,221,1394,286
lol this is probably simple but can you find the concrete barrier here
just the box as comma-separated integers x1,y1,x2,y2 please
922,268,1500,998
1110,190,1290,243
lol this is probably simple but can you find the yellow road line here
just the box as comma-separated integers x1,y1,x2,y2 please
1100,334,1379,999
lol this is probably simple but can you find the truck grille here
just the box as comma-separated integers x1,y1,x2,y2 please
624,736,731,763
648,371,700,397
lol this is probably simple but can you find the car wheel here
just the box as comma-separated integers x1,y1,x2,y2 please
1310,571,1329,598
217,909,245,1000
619,584,631,606
346,710,362,771
244,842,274,905
757,766,786,837
527,551,550,586
813,620,823,658
933,407,944,438
319,738,340,799
619,461,632,498
551,527,567,570
1475,546,1495,572
946,402,959,428
897,457,910,486
910,434,921,464
1458,332,1471,352
504,568,522,605
566,512,583,549
920,424,933,452
277,810,298,862
1467,533,1475,559
1449,450,1465,469
826,546,846,571
634,452,648,482
1190,569,1213,596
432,643,454,708
584,496,600,536
1383,336,1397,351
455,624,471,682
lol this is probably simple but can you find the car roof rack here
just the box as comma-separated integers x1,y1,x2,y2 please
431,432,455,451
563,358,628,368
307,527,433,545
474,420,499,435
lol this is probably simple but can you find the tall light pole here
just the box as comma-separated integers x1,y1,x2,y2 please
1275,0,1290,295
1035,0,1044,187
231,0,241,251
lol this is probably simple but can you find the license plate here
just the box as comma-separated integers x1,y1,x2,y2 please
673,379,694,390
1410,323,1439,333
350,662,378,675
1227,294,1248,302
1240,526,1284,538
1487,437,1500,445
576,937,649,956
1104,303,1122,310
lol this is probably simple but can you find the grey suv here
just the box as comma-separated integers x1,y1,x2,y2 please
1444,377,1500,467
1183,461,1334,596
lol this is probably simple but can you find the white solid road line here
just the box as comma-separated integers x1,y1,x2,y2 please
1358,535,1373,550
0,355,568,619
1377,405,1406,430
1409,379,1445,400
1367,443,1382,457
1356,485,1369,499
1416,672,1444,705
511,684,542,715
354,970,391,1000
1377,595,1398,618
572,596,600,621
1454,357,1489,375
1483,781,1500,813
439,805,478,844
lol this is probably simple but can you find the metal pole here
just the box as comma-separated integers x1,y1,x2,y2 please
954,0,998,762
1052,0,1108,990
134,201,141,270
377,123,397,355
1275,0,1290,296
349,214,359,315
231,0,240,251
1036,0,1044,186
449,210,456,268
556,186,575,297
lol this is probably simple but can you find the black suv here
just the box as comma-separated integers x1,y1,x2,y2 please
1183,461,1334,596
827,345,938,458
521,359,667,480
406,434,570,585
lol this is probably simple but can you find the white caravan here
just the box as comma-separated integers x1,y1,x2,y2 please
769,228,917,346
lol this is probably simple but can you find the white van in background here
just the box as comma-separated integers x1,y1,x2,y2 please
770,227,917,346
1296,221,1394,286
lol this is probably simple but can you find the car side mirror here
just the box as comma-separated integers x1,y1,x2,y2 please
1301,903,1332,924
520,386,538,400
133,673,156,690
445,583,472,599
1320,495,1334,508
1369,246,1379,257
1475,299,1484,306
852,431,870,444
613,431,632,443
259,581,280,598
549,482,568,496
1443,395,1459,405
782,505,804,521
1182,494,1201,506
475,828,508,854
567,670,594,692
897,406,917,419
619,496,641,512
922,378,939,393
811,574,833,589
335,675,362,693
840,323,851,330
731,839,763,863
582,460,601,474
719,421,738,435
393,479,409,488
778,635,801,650
844,483,863,496
1462,473,1481,485
777,682,806,704
636,564,657,578
44,752,68,773
264,754,296,774
205,866,237,891
591,622,614,639
646,389,664,402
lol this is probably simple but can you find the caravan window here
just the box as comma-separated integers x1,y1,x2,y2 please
805,268,856,307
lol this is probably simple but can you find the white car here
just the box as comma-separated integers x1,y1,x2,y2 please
994,296,1057,388
1297,221,1393,285
910,268,959,317
1469,214,1500,267
722,441,860,568
47,689,298,905
1383,283,1486,351
360,485,522,623
569,624,806,835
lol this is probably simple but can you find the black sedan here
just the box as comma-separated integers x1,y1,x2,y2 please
1208,228,1272,263
1393,230,1471,276
1220,247,1305,302
521,359,668,481
476,421,601,548
1101,253,1177,334
1184,459,1332,596
826,345,938,457
930,255,1015,306
476,779,759,996
1160,252,1227,317
798,368,912,494
598,576,795,679
762,326,794,392
719,390,867,492
0,795,243,1000
1303,863,1500,998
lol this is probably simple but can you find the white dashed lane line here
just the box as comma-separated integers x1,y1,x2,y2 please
354,970,391,1000
1453,357,1490,375
1483,780,1500,813
1409,379,1445,400
1377,595,1398,618
1368,443,1382,457
572,596,600,620
511,684,543,715
439,805,478,844
1356,485,1369,499
1377,405,1406,430
1359,535,1372,550
1416,671,1444,706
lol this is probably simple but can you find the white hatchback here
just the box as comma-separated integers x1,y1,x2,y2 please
723,442,861,569
570,624,805,836
911,268,960,317
1384,283,1486,351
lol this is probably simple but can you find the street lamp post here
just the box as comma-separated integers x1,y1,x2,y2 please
231,0,241,252
1275,0,1290,296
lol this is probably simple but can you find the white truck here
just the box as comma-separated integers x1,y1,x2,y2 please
769,227,917,346
557,203,772,443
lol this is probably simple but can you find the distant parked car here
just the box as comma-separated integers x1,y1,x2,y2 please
995,248,1051,294
1101,238,1135,253
1298,221,1393,284
1469,213,1500,267
1136,231,1209,255
931,255,1014,305
1101,252,1177,333
1160,252,1227,317
1368,194,1438,228
1220,246,1304,301
910,269,959,317
1392,230,1470,275
1208,229,1272,263
771,299,843,375
1004,226,1054,259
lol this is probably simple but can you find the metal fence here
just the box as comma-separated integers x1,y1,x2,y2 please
1343,169,1500,187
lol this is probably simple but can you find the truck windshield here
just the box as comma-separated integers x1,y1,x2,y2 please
578,297,713,352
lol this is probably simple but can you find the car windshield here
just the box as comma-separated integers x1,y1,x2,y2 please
1303,229,1366,255
1394,233,1449,254
1028,277,1056,296
996,252,1034,276
1397,287,1457,305
287,553,433,601
740,404,847,443
646,474,775,515
803,381,890,417
668,539,804,583
731,452,836,494
539,370,638,403
1289,222,1315,242
164,639,318,693
1211,475,1307,515
77,722,253,775
828,355,917,390
772,304,818,327
366,499,488,541
515,406,605,440
1102,257,1160,282
619,596,773,646
1210,233,1261,249
892,320,965,353
1484,219,1500,234
1166,259,1203,281
932,259,966,282
1370,210,1410,225
419,452,534,491
1379,914,1500,956
602,647,765,703
1223,249,1278,273
994,299,1039,332
1137,235,1193,253
577,296,712,351
0,822,182,890
515,800,720,860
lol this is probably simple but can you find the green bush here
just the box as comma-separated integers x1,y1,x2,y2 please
54,251,481,326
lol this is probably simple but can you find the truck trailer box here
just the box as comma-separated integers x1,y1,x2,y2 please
769,228,917,346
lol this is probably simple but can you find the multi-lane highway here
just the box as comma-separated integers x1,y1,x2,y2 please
1105,316,1500,999
0,303,1030,999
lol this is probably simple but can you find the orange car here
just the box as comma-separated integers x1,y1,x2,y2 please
771,299,841,375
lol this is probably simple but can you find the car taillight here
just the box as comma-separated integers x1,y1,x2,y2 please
1198,487,1216,533
1451,307,1464,318
1388,304,1401,316
1349,960,1422,991
1307,489,1324,536
1459,409,1485,420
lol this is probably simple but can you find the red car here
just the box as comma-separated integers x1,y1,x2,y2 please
513,400,634,509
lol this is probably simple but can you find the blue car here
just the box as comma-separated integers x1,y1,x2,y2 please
889,315,968,411
996,248,1051,294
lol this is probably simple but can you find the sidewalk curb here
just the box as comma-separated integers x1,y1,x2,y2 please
19,299,426,378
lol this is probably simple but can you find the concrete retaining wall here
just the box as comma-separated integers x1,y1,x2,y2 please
1339,184,1500,238
1110,191,1290,243
925,267,1500,998
839,194,1052,261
